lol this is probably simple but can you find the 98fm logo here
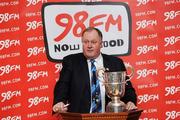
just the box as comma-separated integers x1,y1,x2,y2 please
0,13,19,23
136,69,158,79
28,96,49,108
1,116,21,120
26,0,47,7
166,111,180,120
138,94,159,104
136,19,157,30
1,90,21,102
27,70,48,82
164,10,180,21
0,64,21,76
27,47,45,57
0,39,20,50
136,0,156,6
26,21,42,31
164,36,180,47
164,61,180,71
165,86,180,96
55,63,63,73
54,11,122,42
137,45,158,55
43,2,131,61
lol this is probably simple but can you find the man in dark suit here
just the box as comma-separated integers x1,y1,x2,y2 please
53,27,137,113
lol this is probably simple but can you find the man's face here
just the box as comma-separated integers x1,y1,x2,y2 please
82,30,102,59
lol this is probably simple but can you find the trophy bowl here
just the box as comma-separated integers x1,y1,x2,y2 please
104,71,126,113
97,64,134,113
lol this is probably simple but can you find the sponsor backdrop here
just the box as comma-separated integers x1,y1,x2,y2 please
0,0,179,120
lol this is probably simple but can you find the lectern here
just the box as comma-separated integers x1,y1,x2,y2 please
56,109,143,120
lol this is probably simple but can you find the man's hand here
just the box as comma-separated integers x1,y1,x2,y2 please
53,102,69,113
125,101,137,111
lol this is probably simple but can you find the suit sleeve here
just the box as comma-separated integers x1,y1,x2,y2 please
53,56,72,105
121,81,137,105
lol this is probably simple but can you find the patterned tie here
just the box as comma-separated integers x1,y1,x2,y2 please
90,59,102,113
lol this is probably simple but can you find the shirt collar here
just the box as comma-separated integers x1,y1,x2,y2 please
87,54,102,63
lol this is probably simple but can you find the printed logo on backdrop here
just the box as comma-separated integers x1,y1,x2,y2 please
42,2,132,62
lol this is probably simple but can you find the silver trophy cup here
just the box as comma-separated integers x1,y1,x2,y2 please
98,64,134,113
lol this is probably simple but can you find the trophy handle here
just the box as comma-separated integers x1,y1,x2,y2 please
125,64,134,81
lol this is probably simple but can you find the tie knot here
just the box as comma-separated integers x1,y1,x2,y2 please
90,59,95,64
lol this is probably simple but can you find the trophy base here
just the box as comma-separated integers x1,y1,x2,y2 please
106,100,125,113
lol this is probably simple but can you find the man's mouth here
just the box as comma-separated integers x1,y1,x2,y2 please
87,50,93,52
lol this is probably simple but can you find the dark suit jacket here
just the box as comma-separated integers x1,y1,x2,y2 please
53,53,137,113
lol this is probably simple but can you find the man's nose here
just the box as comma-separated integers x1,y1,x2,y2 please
87,42,93,47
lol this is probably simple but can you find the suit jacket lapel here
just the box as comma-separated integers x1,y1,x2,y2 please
102,54,111,70
80,55,91,94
